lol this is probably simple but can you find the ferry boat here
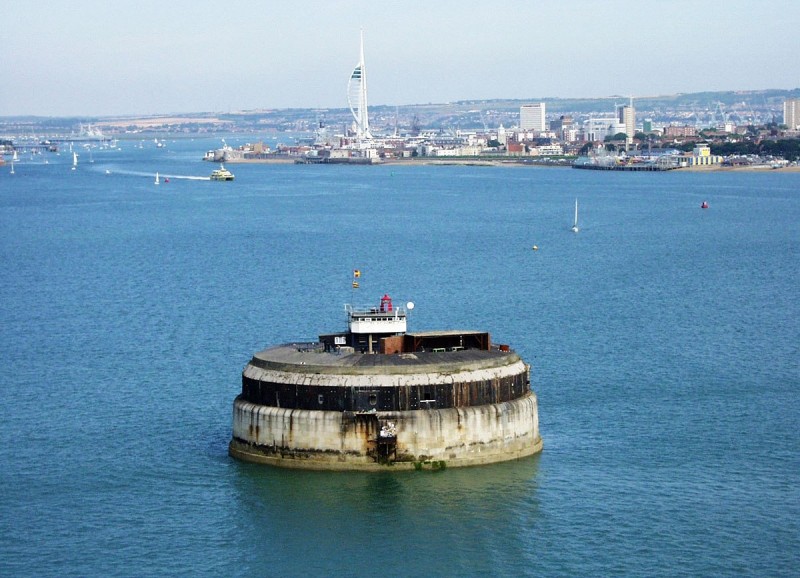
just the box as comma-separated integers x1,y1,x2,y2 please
210,164,234,181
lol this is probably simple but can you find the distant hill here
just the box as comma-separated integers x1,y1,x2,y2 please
2,88,798,135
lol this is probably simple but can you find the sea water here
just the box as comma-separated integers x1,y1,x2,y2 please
1,138,798,576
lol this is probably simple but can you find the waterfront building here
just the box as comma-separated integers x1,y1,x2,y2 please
549,115,575,141
497,124,508,145
583,115,624,142
784,98,800,130
530,144,564,156
549,115,573,131
347,30,372,141
428,145,481,157
520,103,546,132
664,125,697,138
563,128,579,142
676,143,723,166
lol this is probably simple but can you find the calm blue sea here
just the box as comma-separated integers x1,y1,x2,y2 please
1,137,798,577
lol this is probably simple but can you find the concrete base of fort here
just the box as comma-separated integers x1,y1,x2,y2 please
229,392,542,470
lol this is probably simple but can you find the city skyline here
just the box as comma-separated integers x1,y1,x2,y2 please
3,0,800,117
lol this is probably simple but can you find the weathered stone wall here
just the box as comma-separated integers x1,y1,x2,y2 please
230,392,541,470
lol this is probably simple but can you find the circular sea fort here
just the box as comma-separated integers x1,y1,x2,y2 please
230,296,542,470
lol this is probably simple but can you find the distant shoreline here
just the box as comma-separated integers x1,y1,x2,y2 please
222,157,800,172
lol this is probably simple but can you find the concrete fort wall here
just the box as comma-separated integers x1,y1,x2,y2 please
240,358,531,411
229,392,541,470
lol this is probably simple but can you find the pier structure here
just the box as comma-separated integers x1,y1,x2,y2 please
572,163,676,171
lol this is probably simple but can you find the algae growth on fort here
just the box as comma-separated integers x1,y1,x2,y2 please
230,293,542,469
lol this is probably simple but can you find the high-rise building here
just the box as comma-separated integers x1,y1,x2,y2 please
549,115,573,131
784,99,800,130
617,98,636,143
549,115,574,141
520,103,546,132
347,30,372,140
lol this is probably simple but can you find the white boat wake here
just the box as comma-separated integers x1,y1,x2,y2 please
163,175,211,181
98,167,211,180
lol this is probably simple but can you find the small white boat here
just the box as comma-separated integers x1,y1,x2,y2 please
571,199,579,233
72,151,78,171
155,172,160,185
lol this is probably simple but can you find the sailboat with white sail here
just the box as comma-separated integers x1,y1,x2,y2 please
72,152,78,170
571,199,579,233
154,172,160,185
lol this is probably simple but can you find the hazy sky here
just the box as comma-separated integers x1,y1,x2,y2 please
3,0,799,117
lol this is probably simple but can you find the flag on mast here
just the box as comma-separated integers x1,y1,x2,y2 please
352,269,361,288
